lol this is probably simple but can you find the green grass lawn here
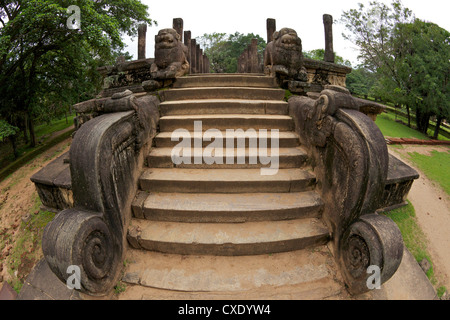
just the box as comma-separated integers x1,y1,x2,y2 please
0,115,75,181
377,111,450,141
383,202,446,297
375,113,430,140
408,149,450,196
34,114,76,140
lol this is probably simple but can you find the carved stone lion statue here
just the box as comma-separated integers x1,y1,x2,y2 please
151,28,189,79
264,28,308,81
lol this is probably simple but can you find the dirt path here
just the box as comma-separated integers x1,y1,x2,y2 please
0,138,71,285
389,145,450,290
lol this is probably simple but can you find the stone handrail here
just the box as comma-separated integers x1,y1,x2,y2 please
42,92,159,296
289,87,404,294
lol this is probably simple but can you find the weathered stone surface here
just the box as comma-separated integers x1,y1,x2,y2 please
41,94,160,297
30,152,73,211
173,74,278,89
160,87,285,101
172,18,183,42
151,28,189,79
73,97,108,114
380,154,419,211
128,218,330,256
419,258,432,274
323,14,334,63
190,39,197,74
142,79,161,92
238,39,263,73
139,168,316,194
264,28,307,81
133,191,323,223
266,18,276,43
17,259,80,300
138,24,147,60
0,281,17,300
339,214,404,295
289,87,405,294
303,58,352,89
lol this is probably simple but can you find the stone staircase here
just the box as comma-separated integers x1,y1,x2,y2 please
120,74,347,300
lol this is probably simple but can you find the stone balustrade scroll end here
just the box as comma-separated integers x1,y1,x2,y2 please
288,87,404,295
42,93,160,297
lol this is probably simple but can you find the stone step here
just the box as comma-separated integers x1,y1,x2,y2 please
155,131,300,148
160,87,286,101
119,246,344,300
173,75,278,88
160,99,288,116
189,73,266,77
132,191,324,223
139,168,316,193
127,218,330,256
159,114,294,132
147,147,307,169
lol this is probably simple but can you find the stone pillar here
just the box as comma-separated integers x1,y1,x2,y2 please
205,56,210,73
323,14,335,63
203,55,208,74
199,49,204,74
196,44,201,74
184,31,191,73
267,18,276,43
173,18,183,42
249,39,259,73
137,24,147,60
190,39,197,74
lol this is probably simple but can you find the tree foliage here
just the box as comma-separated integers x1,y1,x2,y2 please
0,0,154,157
340,0,449,137
197,32,266,73
390,20,450,135
303,49,352,67
345,67,377,99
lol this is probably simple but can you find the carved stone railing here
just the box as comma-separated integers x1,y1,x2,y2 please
42,91,159,296
289,87,404,295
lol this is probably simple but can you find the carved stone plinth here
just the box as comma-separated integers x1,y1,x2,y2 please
264,28,307,82
289,87,404,294
42,92,160,296
151,28,189,79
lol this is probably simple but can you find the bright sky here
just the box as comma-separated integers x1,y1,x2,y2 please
123,0,450,67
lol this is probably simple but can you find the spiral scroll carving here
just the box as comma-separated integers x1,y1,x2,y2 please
43,209,120,295
344,234,371,279
73,217,115,283
339,214,403,295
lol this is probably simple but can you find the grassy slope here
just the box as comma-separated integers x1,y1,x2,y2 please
383,202,447,297
376,113,430,140
408,150,450,196
377,112,448,296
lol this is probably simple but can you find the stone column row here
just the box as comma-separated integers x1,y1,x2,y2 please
185,33,210,74
173,18,209,74
136,19,210,74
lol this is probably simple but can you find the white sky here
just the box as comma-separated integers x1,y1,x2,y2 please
123,0,450,67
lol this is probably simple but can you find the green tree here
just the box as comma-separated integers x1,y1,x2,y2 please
303,49,352,67
340,0,414,72
0,0,154,157
340,0,449,137
390,20,449,136
345,67,377,99
0,119,19,158
197,32,266,73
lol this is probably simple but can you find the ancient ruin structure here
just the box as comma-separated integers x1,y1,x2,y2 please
264,27,308,81
238,39,263,73
151,28,190,80
30,16,419,299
